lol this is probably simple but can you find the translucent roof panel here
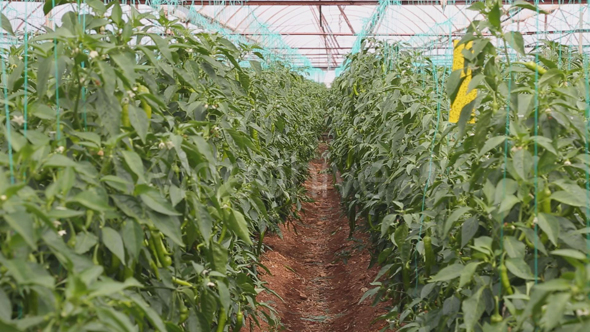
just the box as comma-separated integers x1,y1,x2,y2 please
193,0,590,83
2,1,590,83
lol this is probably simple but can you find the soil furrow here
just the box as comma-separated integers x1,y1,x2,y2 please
246,143,387,332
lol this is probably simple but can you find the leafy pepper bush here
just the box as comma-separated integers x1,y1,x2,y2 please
329,1,590,331
0,2,325,331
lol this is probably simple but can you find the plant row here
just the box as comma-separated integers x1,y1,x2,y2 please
0,2,325,331
328,1,590,331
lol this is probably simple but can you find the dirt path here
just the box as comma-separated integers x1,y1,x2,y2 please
247,144,387,332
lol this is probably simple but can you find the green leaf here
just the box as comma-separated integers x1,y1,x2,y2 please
0,255,54,289
479,136,505,156
523,228,548,256
112,195,144,220
97,61,116,97
44,154,78,168
467,74,485,93
533,136,557,155
217,280,231,312
7,62,23,92
551,249,586,260
511,0,549,14
459,262,482,288
457,98,476,140
227,209,252,245
359,287,380,304
226,128,257,152
540,292,570,331
430,264,464,282
504,236,525,258
86,0,106,15
170,134,190,171
504,31,525,56
71,131,101,146
88,278,141,299
499,195,520,215
31,28,75,42
210,242,228,274
539,69,564,88
4,211,37,250
36,56,51,98
467,1,485,12
537,213,560,246
102,227,126,266
29,103,54,120
110,52,137,87
506,257,534,280
550,191,587,207
534,278,571,292
0,318,21,330
249,60,262,74
472,236,494,255
0,288,11,322
128,295,166,332
140,191,181,216
101,175,132,193
444,207,471,237
43,0,74,15
488,1,501,30
462,286,486,332
122,220,143,261
446,69,464,103
393,222,411,263
71,189,112,212
128,104,149,143
96,306,135,332
461,217,479,248
148,33,174,63
238,71,250,91
512,148,532,181
147,210,184,247
0,14,14,36
169,185,184,207
121,150,146,183
111,1,123,25
74,232,98,254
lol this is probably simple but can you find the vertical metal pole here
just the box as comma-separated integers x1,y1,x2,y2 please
580,5,584,54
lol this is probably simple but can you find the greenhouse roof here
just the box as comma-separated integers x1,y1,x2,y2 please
2,0,590,83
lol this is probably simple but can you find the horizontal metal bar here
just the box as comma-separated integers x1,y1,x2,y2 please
16,0,585,6
293,66,340,70
186,0,586,5
269,46,352,49
279,53,345,55
242,28,590,36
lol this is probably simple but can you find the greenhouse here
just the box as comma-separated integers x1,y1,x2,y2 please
0,0,590,331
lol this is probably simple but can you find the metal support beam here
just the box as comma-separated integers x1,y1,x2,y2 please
337,5,355,34
309,5,338,66
24,0,587,6
314,5,342,66
284,53,346,56
189,0,585,5
173,6,261,44
243,29,590,36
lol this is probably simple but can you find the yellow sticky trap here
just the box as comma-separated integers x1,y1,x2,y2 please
450,40,477,124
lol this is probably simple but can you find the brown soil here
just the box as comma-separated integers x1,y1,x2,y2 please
245,143,388,332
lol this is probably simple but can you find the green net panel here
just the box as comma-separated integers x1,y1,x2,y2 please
338,0,589,76
2,1,588,83
0,1,325,81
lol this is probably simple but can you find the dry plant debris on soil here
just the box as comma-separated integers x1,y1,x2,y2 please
245,144,387,332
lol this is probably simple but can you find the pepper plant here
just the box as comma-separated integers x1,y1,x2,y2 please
329,0,590,331
0,1,324,331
